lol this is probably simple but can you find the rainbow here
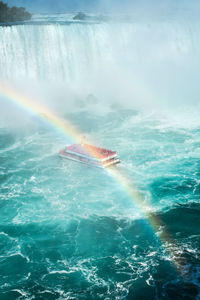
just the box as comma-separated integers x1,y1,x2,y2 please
0,83,84,144
0,82,183,274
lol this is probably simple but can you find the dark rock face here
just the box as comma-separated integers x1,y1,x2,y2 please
0,1,31,23
73,12,87,20
73,12,109,22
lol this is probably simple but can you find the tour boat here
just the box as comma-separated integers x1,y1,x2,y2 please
59,143,120,168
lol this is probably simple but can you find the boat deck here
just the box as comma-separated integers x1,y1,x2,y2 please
66,144,117,160
59,143,120,168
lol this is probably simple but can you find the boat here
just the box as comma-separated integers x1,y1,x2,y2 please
59,143,120,168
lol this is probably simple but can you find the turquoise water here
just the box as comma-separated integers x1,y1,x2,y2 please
1,107,200,299
1,14,200,299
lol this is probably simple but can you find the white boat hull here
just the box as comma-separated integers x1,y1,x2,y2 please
59,153,120,168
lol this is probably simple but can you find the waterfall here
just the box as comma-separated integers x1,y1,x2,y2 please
1,19,200,106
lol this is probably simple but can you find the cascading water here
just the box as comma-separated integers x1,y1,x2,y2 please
0,15,200,299
1,19,200,106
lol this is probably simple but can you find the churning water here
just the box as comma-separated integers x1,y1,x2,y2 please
0,14,200,299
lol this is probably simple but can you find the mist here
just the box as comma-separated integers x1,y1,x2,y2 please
1,0,200,133
1,17,200,113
